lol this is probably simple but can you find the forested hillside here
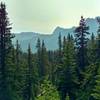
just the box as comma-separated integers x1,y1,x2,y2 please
0,2,100,100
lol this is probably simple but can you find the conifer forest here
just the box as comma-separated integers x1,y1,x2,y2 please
1,2,100,100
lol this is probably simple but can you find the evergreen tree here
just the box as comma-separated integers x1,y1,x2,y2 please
36,80,60,100
55,34,63,87
75,16,90,70
14,40,24,100
58,33,62,63
41,40,49,78
23,44,35,100
76,63,98,100
27,44,34,100
91,65,100,100
16,40,20,71
96,17,100,61
63,36,66,52
0,2,14,100
11,46,16,64
66,94,70,100
36,38,41,78
48,51,55,83
88,33,97,64
58,34,78,100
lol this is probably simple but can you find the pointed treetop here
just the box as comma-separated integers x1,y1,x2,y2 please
91,33,95,40
28,43,31,52
96,17,100,25
42,40,44,45
42,40,45,49
63,36,66,41
80,16,86,26
36,38,41,48
37,38,40,41
81,16,83,19
0,2,6,9
59,32,61,38
28,43,30,49
67,33,71,41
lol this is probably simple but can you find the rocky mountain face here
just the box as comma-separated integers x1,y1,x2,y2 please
13,17,99,52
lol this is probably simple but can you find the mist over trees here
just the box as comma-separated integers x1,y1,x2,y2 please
1,2,100,100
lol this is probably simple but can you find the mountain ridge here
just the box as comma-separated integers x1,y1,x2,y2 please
13,17,99,52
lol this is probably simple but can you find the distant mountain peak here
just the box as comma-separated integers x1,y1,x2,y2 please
13,16,99,52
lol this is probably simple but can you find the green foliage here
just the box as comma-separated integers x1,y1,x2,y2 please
75,64,98,100
66,94,70,100
75,16,90,69
58,33,63,63
36,80,60,100
57,34,78,100
36,39,50,81
91,75,100,99
88,33,97,64
91,65,100,100
1,3,100,100
0,2,14,100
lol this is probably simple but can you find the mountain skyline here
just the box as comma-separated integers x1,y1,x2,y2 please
13,17,99,52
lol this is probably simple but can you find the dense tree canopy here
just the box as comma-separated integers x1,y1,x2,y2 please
0,2,100,100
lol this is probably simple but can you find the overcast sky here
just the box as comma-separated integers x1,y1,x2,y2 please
2,0,100,34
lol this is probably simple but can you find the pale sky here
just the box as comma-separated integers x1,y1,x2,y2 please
1,0,100,34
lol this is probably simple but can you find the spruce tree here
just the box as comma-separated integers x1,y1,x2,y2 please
48,51,55,83
0,2,14,100
23,44,35,100
63,36,66,53
14,40,24,99
41,40,49,78
88,33,97,64
96,17,100,61
58,33,62,63
66,94,70,100
16,40,20,71
91,65,100,100
36,80,60,100
58,34,78,100
27,44,34,100
36,38,41,78
75,16,90,69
